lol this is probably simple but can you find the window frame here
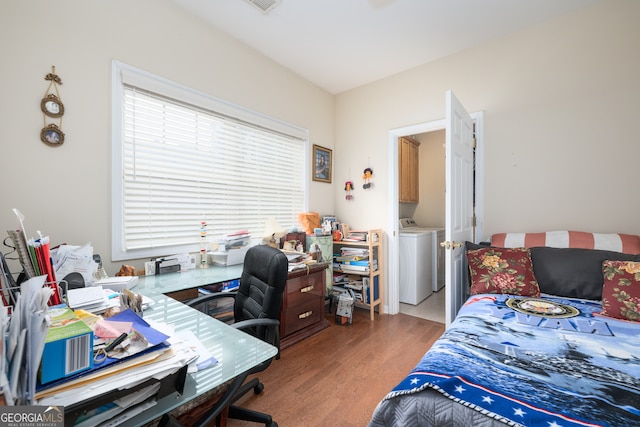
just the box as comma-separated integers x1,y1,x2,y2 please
111,60,309,261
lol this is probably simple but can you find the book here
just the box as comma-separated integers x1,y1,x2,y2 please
339,260,370,267
335,255,368,262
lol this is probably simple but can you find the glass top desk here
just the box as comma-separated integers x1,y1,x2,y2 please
135,264,244,297
120,294,277,426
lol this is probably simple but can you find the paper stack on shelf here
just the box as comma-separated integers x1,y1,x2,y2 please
335,247,375,274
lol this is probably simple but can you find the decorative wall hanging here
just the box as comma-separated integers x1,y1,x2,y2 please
344,181,354,201
362,167,373,189
40,66,65,146
312,144,332,183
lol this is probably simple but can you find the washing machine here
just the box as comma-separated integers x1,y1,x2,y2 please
399,228,433,304
399,218,445,296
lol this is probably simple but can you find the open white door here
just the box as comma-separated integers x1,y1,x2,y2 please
444,91,474,327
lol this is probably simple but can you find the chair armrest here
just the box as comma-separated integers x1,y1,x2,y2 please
186,292,238,323
186,291,237,307
232,317,279,331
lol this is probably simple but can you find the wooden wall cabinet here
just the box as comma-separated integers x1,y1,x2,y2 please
399,136,420,203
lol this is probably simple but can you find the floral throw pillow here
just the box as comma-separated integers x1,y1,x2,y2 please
467,247,540,297
601,260,640,322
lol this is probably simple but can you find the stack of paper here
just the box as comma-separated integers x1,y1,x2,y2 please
218,230,252,250
67,286,107,311
94,276,138,291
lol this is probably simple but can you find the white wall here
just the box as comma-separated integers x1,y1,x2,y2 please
415,130,446,229
0,0,335,275
334,0,640,241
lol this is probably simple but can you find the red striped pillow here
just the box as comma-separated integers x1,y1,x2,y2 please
491,231,640,255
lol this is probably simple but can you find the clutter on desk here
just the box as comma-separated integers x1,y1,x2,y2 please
155,256,181,274
7,209,62,305
66,285,152,316
3,275,54,404
33,306,210,421
283,250,317,272
120,288,143,316
218,229,251,250
208,229,256,266
67,286,107,311
40,305,94,384
0,210,215,423
172,329,218,373
144,253,195,275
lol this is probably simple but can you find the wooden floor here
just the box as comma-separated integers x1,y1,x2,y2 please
227,308,445,427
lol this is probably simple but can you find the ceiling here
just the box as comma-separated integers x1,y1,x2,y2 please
172,0,600,94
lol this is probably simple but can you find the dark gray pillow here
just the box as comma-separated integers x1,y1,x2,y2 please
528,247,640,300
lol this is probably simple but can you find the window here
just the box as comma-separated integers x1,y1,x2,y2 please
111,61,308,261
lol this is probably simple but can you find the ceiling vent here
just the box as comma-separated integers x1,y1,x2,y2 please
243,0,281,14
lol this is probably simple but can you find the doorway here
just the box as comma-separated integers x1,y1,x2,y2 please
398,129,447,323
386,112,484,319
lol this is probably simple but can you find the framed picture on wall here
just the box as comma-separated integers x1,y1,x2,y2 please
312,144,332,183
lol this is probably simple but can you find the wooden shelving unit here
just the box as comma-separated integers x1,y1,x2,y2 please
333,229,384,320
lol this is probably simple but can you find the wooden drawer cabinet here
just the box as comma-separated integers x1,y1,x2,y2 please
279,263,330,349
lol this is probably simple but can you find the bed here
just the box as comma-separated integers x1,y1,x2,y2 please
369,232,640,427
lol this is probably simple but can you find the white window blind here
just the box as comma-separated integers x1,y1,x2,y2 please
112,61,307,260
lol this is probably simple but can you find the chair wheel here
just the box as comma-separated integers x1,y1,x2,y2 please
254,382,264,394
268,422,278,427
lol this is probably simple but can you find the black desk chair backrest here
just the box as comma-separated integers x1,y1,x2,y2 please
235,244,289,341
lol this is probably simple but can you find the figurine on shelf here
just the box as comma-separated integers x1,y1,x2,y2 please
362,167,373,189
344,181,354,200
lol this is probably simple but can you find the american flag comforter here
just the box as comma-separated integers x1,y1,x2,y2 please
369,294,640,427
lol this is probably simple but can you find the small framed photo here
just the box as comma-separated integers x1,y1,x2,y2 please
40,124,65,146
312,144,332,183
40,94,64,118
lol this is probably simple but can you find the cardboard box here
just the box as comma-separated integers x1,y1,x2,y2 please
40,306,94,384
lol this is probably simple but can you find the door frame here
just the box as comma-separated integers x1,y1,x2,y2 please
386,111,484,316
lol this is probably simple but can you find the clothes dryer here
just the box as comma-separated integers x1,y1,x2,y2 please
399,218,445,294
399,228,433,304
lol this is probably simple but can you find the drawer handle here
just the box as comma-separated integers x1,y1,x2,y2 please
300,285,314,293
298,310,313,319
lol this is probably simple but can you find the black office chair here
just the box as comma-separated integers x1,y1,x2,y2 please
186,244,288,427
